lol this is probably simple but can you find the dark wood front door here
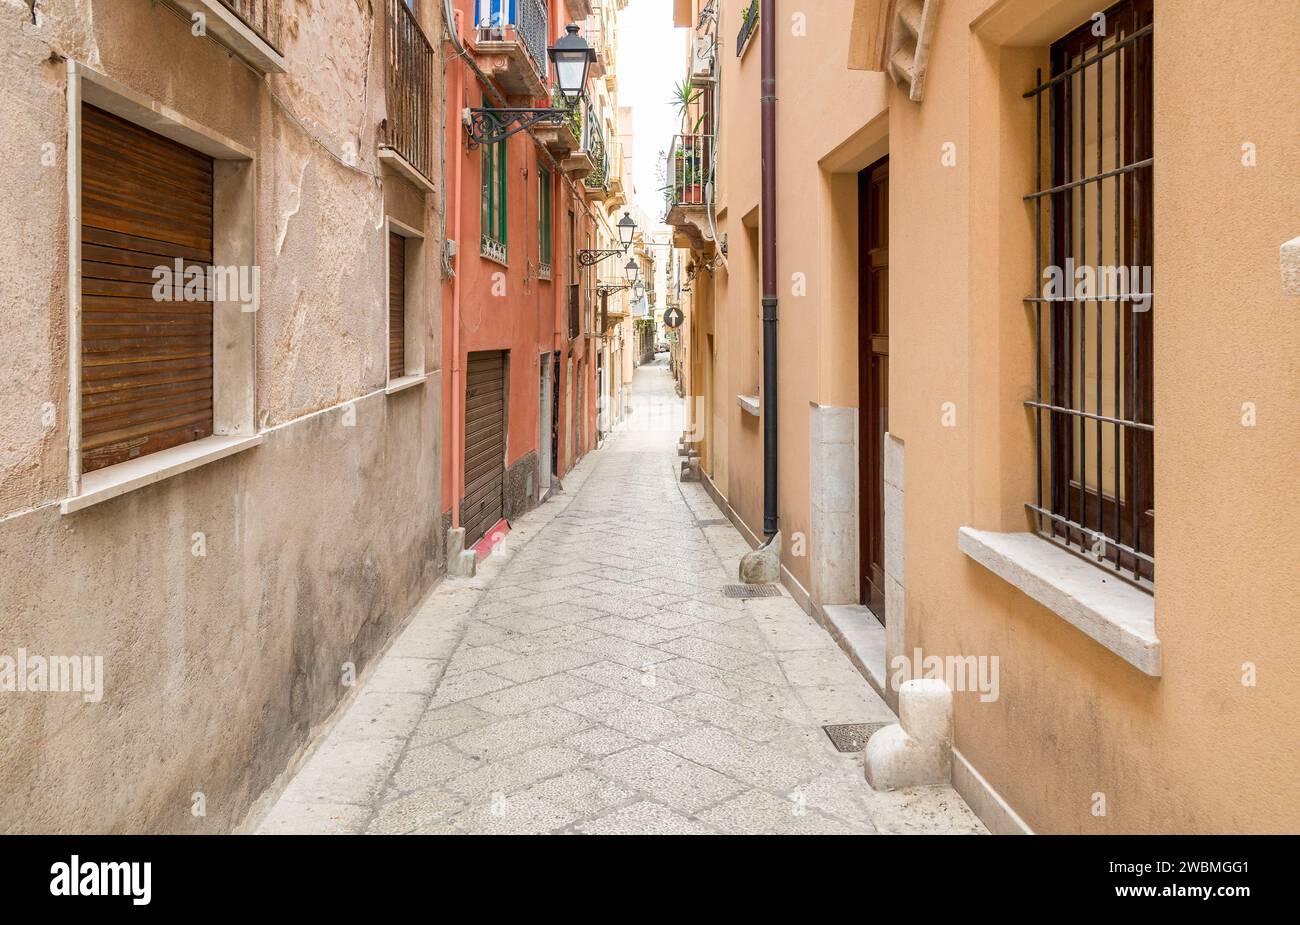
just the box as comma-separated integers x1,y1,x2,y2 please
858,157,888,622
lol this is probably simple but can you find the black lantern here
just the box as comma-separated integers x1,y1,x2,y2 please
466,24,594,148
625,258,641,284
616,212,637,251
550,24,596,109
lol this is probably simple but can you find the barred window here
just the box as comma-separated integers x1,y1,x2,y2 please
1025,0,1154,587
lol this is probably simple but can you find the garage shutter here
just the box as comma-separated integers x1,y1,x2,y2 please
388,231,405,378
80,104,214,473
463,351,506,546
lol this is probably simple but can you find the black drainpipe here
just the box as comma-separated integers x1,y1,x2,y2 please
760,0,779,538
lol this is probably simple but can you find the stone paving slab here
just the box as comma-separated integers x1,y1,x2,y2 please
251,358,986,836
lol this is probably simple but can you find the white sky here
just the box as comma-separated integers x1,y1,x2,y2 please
615,0,687,223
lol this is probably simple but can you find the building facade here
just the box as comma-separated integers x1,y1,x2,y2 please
0,0,444,831
441,0,629,554
670,0,1299,833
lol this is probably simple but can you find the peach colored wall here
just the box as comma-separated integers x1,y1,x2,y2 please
695,0,1300,832
707,0,887,589
441,0,600,523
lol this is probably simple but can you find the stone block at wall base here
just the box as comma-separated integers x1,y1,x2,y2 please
503,450,540,522
864,678,952,790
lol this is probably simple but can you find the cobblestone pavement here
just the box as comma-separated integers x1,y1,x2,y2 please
253,357,985,835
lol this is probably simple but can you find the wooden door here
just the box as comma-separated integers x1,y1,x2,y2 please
463,350,506,546
858,157,888,621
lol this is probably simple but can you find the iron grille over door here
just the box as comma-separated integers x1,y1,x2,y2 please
1024,0,1154,586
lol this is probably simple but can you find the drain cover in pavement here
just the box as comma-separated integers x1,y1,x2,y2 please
696,519,730,527
822,722,890,753
722,583,782,599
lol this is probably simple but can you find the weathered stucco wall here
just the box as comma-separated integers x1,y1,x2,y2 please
0,0,445,832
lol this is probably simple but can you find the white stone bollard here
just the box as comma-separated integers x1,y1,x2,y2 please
864,678,953,790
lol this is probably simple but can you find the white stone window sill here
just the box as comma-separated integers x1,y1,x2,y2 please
958,527,1160,676
737,394,760,416
62,434,264,515
385,373,429,395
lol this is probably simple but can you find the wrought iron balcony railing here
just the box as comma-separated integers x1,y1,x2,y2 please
382,0,434,181
667,133,713,208
736,0,759,57
584,135,609,191
475,0,549,79
219,0,283,52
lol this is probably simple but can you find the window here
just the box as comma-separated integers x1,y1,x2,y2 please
63,65,259,514
79,104,216,474
385,217,428,392
388,230,406,379
538,165,552,279
480,105,508,264
1026,0,1154,586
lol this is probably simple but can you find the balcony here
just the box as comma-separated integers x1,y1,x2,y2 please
473,0,550,103
167,0,285,72
664,133,715,252
583,133,610,200
736,0,759,58
560,100,599,180
534,87,581,156
565,0,594,19
605,141,626,207
380,0,435,189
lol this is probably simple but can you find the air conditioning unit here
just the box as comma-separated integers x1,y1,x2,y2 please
691,36,717,83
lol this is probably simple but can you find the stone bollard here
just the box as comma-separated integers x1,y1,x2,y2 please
864,678,952,790
738,531,781,584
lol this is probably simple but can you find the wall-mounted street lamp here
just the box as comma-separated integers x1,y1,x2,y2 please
465,24,595,148
578,212,637,267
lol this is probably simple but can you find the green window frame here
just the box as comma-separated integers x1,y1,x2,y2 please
538,166,552,272
480,110,507,261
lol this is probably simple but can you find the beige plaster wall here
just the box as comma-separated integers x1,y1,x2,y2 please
0,0,445,832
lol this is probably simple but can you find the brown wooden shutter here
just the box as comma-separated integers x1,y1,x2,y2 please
388,231,406,379
462,351,506,546
80,104,214,473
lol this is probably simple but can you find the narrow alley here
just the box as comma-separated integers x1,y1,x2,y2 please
253,357,984,835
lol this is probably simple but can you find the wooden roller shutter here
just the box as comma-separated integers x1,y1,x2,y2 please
388,231,405,379
463,351,506,546
80,104,214,473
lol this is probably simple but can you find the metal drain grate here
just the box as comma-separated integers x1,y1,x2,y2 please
696,519,731,527
822,722,891,753
722,583,783,599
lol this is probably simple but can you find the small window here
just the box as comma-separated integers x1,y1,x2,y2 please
388,230,406,379
1026,0,1154,586
538,165,552,279
480,103,508,264
386,218,427,390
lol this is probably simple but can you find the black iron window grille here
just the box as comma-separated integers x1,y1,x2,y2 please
1024,0,1154,587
